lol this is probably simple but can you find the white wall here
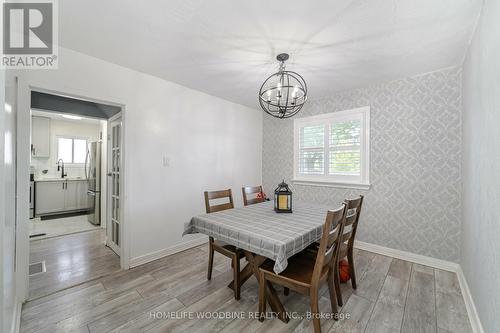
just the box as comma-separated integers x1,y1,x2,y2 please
2,73,19,332
461,1,500,332
0,68,6,333
31,116,100,179
10,46,262,265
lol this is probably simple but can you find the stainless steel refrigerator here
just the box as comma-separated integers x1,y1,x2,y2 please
86,141,101,225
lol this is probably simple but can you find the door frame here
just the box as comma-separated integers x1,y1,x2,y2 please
15,78,130,302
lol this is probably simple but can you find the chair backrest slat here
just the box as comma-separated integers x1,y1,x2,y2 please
242,185,264,206
340,195,364,247
204,189,234,214
341,230,352,243
312,205,347,281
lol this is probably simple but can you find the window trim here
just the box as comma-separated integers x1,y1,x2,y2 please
293,106,371,189
56,135,89,165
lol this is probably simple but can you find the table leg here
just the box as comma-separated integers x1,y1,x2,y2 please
243,251,289,323
224,251,288,323
227,263,253,290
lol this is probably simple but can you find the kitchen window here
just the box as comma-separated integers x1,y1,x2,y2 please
293,106,370,189
57,137,88,164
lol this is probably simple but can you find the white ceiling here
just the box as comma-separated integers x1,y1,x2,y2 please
59,0,481,109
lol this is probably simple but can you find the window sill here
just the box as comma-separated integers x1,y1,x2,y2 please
292,179,371,190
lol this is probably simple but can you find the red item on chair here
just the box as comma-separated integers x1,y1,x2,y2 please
339,259,350,283
257,191,266,200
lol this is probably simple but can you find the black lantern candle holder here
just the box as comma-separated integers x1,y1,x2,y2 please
274,180,292,213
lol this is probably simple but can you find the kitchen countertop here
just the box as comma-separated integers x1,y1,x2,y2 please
35,177,87,182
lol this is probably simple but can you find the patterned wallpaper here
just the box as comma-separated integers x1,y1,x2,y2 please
262,67,462,262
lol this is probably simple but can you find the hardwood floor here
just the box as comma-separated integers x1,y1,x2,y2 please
29,229,120,300
21,243,472,333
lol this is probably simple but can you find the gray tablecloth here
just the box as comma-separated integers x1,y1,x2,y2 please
183,201,332,273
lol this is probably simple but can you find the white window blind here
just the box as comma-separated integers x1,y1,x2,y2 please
299,125,324,175
57,137,88,164
329,119,361,175
293,107,370,188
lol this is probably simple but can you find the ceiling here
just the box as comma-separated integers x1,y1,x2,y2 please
59,0,482,109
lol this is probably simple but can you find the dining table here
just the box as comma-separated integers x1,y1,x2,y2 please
183,200,333,322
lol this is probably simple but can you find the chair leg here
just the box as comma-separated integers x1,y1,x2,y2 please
284,287,290,296
258,271,266,322
327,269,339,320
347,248,357,289
233,255,241,300
207,239,214,280
334,264,343,307
310,287,321,333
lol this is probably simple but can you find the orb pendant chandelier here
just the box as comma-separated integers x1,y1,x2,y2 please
259,53,307,119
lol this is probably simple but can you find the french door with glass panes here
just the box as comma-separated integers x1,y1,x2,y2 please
107,114,121,255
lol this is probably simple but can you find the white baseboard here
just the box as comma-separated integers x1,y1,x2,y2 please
12,299,22,333
456,266,484,333
354,240,460,272
354,240,484,333
129,236,208,268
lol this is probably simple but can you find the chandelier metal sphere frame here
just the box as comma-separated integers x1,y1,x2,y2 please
259,53,307,119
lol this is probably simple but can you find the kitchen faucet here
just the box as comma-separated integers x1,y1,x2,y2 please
57,159,67,178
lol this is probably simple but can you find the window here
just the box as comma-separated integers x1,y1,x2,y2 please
57,137,88,164
293,106,370,188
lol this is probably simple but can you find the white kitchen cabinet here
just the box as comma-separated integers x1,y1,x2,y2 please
65,180,89,210
31,116,50,158
35,179,90,215
35,181,66,215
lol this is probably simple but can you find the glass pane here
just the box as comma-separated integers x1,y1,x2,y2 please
112,150,117,172
112,221,120,246
300,125,324,148
57,138,73,163
112,222,120,246
329,150,361,175
116,125,121,148
116,198,120,221
73,139,87,163
298,151,324,174
116,149,120,172
112,197,116,219
116,174,120,196
330,120,361,147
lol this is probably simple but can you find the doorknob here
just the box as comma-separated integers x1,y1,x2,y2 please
107,173,112,176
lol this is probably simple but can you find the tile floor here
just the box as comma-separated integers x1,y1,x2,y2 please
29,214,102,240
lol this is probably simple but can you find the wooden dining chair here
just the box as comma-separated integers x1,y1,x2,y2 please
258,205,347,333
333,195,364,306
242,185,265,206
204,189,243,300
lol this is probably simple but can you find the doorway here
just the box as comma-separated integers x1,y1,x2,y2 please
17,87,126,300
29,110,104,239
